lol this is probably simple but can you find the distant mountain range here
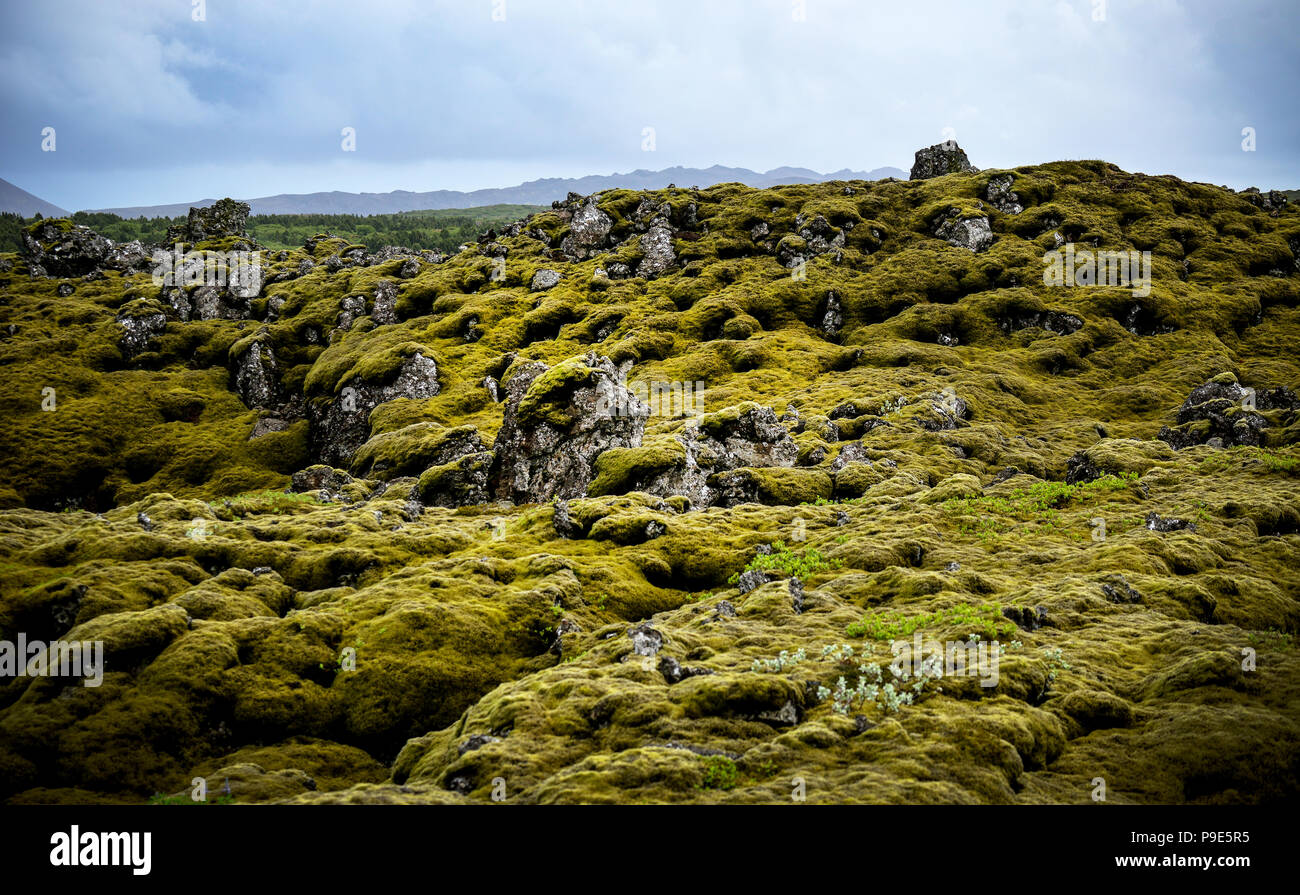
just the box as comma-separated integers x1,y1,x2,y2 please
0,177,69,217
6,170,1297,223
78,165,908,219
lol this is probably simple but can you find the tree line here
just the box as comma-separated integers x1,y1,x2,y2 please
0,204,544,254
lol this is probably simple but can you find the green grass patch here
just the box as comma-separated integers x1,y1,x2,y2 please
728,541,842,584
847,602,1015,641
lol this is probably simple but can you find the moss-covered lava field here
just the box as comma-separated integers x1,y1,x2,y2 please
1,148,1298,804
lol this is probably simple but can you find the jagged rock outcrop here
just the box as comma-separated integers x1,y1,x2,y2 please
984,174,1023,214
311,352,441,468
490,354,648,502
637,404,801,508
166,198,251,243
700,404,799,469
116,300,167,359
333,281,398,332
998,309,1083,336
188,283,253,321
21,221,151,278
372,280,399,325
1157,373,1299,449
232,335,279,409
910,141,979,180
797,214,846,257
635,220,676,278
933,209,994,252
559,197,613,261
819,291,844,338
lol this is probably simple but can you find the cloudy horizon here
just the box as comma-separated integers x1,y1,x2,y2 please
2,0,1297,212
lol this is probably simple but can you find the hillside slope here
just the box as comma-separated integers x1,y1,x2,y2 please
0,150,1297,805
0,178,68,218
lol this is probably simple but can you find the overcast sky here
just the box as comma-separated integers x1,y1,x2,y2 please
2,0,1296,211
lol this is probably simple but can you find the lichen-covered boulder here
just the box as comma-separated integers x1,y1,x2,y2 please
559,197,613,261
490,354,648,503
797,214,846,257
1158,373,1298,449
530,268,561,291
231,335,280,409
116,299,168,360
984,173,1023,214
166,198,251,243
635,221,676,278
310,352,441,468
933,209,994,252
22,220,114,278
909,141,979,180
371,280,399,325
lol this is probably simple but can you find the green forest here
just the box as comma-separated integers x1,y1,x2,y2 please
0,204,544,254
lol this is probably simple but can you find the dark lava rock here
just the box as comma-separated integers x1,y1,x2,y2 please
933,208,994,252
116,302,167,360
23,220,114,278
1146,511,1196,533
1157,373,1296,449
1101,575,1142,604
984,173,1023,214
310,352,440,468
489,353,647,503
998,310,1083,336
166,198,250,243
232,335,279,409
910,141,979,180
1002,605,1049,631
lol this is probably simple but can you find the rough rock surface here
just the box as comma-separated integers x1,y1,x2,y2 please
984,174,1024,214
166,198,251,243
910,141,979,180
635,221,676,278
530,269,561,291
933,210,994,252
22,221,114,278
1158,373,1298,449
311,352,441,467
232,337,279,409
116,303,167,359
559,197,613,261
490,354,648,502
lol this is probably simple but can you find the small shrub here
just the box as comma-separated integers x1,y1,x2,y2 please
699,755,740,791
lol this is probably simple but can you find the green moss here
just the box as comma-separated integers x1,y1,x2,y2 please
515,356,596,428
